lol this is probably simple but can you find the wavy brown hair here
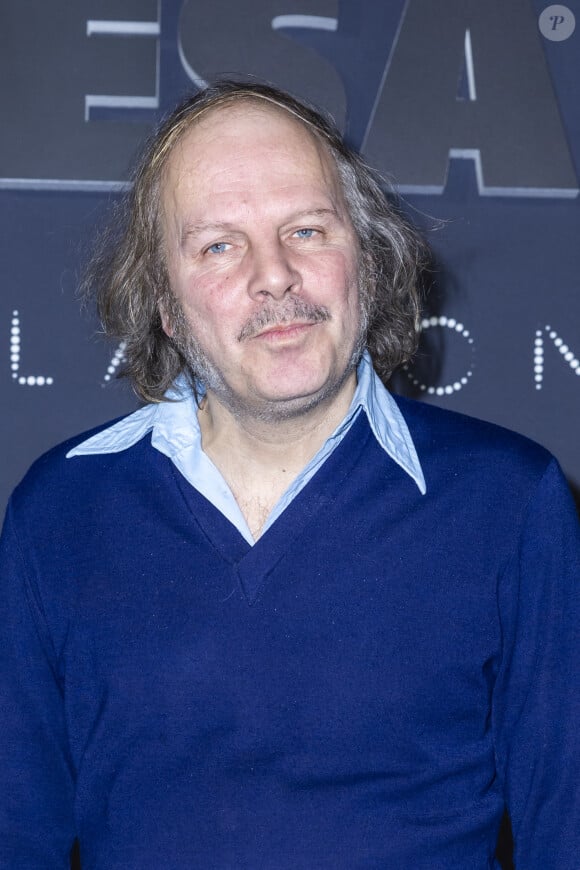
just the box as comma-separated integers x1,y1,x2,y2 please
84,80,427,403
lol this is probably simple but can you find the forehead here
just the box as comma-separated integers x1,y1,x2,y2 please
160,102,344,212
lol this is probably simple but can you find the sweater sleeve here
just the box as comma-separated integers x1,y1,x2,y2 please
492,458,580,869
0,500,76,867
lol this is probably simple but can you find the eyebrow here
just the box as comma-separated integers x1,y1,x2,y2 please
180,207,342,246
283,206,342,225
180,222,239,246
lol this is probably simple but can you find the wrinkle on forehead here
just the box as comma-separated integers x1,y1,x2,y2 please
167,99,330,168
160,102,348,232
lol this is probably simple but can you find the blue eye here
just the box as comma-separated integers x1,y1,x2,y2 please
207,242,228,254
295,228,315,238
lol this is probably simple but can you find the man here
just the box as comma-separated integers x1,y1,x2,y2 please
0,81,578,868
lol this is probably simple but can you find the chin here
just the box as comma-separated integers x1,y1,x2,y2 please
254,354,341,393
250,365,355,420
250,393,331,423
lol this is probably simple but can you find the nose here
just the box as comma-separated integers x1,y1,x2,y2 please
247,238,301,301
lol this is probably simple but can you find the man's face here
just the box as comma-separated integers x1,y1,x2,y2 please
160,103,363,421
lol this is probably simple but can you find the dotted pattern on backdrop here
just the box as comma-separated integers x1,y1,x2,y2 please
10,311,54,387
534,326,580,390
402,316,475,396
103,342,127,383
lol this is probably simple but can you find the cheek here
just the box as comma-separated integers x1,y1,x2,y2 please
177,281,245,351
174,272,226,322
309,252,359,311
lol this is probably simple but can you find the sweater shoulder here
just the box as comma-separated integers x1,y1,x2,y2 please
9,414,142,516
392,394,554,483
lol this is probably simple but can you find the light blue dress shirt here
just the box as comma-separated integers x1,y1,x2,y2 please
68,352,426,545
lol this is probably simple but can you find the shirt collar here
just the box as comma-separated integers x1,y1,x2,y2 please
348,352,426,493
66,352,426,495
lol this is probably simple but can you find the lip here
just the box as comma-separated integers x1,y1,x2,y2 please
253,321,317,341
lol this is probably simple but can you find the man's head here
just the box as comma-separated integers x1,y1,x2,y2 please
89,80,426,405
159,100,365,422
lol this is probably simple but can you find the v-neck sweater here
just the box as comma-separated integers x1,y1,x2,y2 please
1,399,579,869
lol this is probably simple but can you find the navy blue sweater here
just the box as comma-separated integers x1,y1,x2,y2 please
1,399,579,868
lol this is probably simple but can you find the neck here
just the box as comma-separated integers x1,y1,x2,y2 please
197,374,357,538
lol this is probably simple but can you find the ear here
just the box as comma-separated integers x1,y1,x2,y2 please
158,301,173,337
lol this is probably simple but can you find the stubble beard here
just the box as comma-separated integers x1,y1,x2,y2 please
165,270,371,423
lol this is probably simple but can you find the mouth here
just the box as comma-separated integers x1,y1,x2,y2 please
237,300,331,342
253,321,318,341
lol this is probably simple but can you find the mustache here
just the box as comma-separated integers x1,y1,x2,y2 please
237,298,331,342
